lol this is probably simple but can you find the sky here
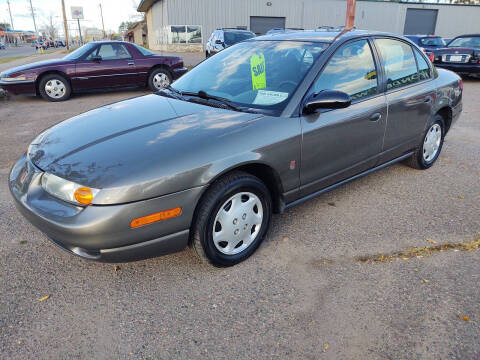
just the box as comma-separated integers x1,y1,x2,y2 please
1,0,142,34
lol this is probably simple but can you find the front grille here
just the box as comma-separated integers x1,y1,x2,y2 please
441,54,471,63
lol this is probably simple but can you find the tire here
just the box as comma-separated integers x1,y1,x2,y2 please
38,74,71,102
405,114,445,170
148,68,172,91
192,171,272,267
205,51,209,58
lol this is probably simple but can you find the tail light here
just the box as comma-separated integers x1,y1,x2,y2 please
458,79,463,92
429,52,434,63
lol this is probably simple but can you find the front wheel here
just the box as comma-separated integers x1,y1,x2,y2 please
405,115,444,169
192,172,272,266
38,74,71,102
148,68,172,91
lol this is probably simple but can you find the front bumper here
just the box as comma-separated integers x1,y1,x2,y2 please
434,63,480,76
9,154,205,262
0,79,36,95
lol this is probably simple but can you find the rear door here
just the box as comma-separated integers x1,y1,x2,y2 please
300,39,387,196
373,37,435,163
74,43,139,89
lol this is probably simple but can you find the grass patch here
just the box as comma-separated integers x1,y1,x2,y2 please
0,55,28,64
357,237,480,263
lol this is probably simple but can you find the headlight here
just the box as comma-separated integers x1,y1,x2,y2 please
41,172,99,206
1,75,27,82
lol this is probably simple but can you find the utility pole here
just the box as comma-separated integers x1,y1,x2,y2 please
29,0,37,33
7,0,14,30
77,18,83,44
61,0,69,49
345,0,357,30
99,3,106,39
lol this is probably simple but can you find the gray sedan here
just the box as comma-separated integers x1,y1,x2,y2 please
9,30,463,266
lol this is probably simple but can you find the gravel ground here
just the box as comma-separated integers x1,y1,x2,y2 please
0,62,479,358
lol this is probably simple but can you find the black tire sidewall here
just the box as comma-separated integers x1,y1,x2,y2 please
148,68,172,91
39,74,71,102
419,116,445,169
200,178,272,266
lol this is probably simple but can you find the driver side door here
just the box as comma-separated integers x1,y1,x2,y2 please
73,43,139,90
300,39,387,197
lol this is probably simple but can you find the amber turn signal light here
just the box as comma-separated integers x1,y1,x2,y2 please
130,207,182,228
74,187,94,205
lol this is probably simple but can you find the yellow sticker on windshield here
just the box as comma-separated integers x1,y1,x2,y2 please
250,53,266,90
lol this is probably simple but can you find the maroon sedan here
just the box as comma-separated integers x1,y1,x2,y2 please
0,41,187,101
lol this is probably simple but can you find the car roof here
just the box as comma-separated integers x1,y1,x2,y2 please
253,29,399,43
218,28,253,33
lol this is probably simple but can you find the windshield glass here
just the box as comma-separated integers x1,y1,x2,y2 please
63,43,96,60
172,40,327,112
448,36,480,48
419,37,445,46
133,43,157,56
224,31,255,45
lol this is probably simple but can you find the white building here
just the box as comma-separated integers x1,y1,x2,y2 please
136,0,480,52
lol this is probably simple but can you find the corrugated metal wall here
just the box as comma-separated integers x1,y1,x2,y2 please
146,0,480,49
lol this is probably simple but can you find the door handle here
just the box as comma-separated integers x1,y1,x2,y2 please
369,113,382,122
127,61,135,65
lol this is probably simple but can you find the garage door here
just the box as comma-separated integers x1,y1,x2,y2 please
250,16,286,35
403,8,438,35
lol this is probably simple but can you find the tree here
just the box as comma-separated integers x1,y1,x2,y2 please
43,14,59,40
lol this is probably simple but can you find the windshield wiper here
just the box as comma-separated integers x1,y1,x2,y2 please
183,90,258,113
158,85,185,100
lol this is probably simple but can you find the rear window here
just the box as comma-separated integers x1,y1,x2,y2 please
419,37,445,47
224,31,255,45
448,36,480,48
133,44,156,56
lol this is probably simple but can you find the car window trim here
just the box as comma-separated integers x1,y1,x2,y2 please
372,36,434,95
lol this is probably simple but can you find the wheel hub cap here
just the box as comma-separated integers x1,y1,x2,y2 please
45,79,66,99
153,73,170,89
423,123,441,162
212,192,263,255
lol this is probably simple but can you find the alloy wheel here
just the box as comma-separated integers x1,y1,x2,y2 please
45,79,66,99
153,73,170,89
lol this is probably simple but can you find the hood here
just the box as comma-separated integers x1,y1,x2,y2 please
1,59,69,76
28,94,262,202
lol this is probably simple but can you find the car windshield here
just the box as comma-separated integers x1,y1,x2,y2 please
133,43,157,56
224,31,255,45
63,43,97,60
419,37,445,46
172,40,327,113
448,36,480,48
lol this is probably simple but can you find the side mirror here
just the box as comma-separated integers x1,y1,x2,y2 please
91,55,102,62
303,90,351,114
215,39,223,45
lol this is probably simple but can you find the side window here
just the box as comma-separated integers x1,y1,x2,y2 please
97,44,131,60
85,46,99,60
414,49,431,81
313,39,378,101
375,38,418,91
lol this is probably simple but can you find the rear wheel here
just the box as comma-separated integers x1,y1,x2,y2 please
38,74,71,102
192,171,272,266
405,114,444,169
148,68,172,91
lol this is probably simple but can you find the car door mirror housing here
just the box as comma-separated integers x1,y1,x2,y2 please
215,39,223,45
91,55,102,62
303,90,352,114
